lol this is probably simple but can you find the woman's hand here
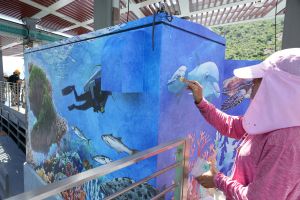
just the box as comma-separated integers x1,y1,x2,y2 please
196,160,218,188
196,170,216,188
182,78,203,104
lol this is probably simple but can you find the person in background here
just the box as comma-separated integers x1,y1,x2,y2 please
184,48,300,199
8,69,21,106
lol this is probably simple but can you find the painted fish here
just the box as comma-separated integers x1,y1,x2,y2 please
222,77,253,97
221,77,253,110
98,177,162,200
71,126,91,145
221,89,246,111
92,155,112,165
101,134,137,155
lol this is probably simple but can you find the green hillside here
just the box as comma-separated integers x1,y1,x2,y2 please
212,17,284,60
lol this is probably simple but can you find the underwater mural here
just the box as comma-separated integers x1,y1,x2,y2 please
23,14,253,200
25,20,161,199
156,22,225,199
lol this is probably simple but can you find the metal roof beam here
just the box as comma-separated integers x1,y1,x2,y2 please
7,52,24,57
238,3,253,20
212,9,220,25
178,0,190,16
32,0,75,19
0,19,66,42
57,19,94,33
178,0,258,17
264,0,286,17
19,0,93,31
1,41,23,50
217,7,226,24
235,3,249,20
126,0,146,18
208,10,214,25
222,6,232,23
209,13,284,27
227,4,239,23
244,6,258,20
120,0,163,14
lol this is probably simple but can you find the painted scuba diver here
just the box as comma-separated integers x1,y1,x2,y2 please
61,69,111,113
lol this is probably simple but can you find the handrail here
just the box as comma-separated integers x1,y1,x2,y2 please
152,183,178,200
0,80,26,114
0,107,26,153
104,162,181,200
6,138,190,200
0,80,27,152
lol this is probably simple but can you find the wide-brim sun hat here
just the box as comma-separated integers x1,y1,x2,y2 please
238,48,300,135
233,48,300,79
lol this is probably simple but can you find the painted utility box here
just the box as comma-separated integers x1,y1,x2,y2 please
25,14,226,199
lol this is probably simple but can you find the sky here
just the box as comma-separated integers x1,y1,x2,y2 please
2,56,25,79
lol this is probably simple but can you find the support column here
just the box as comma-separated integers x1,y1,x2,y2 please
112,0,121,26
94,0,120,30
0,50,3,81
282,0,300,49
0,50,4,104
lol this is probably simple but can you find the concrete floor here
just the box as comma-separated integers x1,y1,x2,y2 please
0,134,25,199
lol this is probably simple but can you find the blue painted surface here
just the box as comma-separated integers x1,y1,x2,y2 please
101,30,146,93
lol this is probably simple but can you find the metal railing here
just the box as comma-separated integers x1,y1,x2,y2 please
0,108,26,153
6,138,190,200
0,80,26,113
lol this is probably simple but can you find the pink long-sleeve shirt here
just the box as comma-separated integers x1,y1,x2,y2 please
197,99,300,200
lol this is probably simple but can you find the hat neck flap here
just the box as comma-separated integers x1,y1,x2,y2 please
243,69,300,134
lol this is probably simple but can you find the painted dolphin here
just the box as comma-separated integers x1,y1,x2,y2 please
71,126,91,144
101,134,137,155
167,65,188,93
93,155,112,165
188,61,220,99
